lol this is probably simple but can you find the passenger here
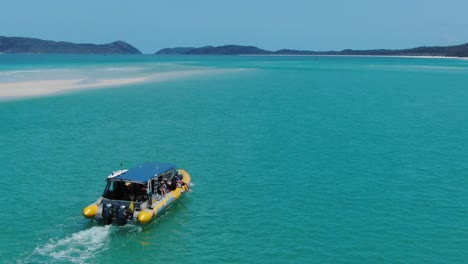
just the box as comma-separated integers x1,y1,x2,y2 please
176,172,182,181
125,182,136,201
158,185,166,196
182,181,191,192
169,178,177,191
166,179,172,191
135,184,147,201
158,177,168,196
175,173,191,192
163,179,170,192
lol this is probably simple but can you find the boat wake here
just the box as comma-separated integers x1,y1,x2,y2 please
32,226,113,263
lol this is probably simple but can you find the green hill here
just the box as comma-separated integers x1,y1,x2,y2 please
155,43,468,57
0,36,142,54
155,45,272,55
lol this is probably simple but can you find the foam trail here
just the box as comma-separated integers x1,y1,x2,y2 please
33,226,112,263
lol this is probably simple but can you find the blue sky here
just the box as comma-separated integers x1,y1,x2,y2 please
1,0,467,53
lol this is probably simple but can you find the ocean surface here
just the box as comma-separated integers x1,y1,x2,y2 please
1,54,468,263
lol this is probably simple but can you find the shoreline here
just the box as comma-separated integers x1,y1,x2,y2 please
238,54,468,60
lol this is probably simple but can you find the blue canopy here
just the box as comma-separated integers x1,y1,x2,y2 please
111,161,176,183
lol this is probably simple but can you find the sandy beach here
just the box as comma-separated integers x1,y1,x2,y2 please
0,77,146,100
0,69,233,101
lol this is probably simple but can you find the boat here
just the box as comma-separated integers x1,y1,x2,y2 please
82,161,191,225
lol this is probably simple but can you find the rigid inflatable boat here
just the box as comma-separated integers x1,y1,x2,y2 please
82,161,191,225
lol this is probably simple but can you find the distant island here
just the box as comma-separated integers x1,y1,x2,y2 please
156,45,271,55
155,44,468,57
2,36,467,57
0,36,141,54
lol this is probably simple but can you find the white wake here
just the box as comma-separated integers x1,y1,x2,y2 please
33,226,112,263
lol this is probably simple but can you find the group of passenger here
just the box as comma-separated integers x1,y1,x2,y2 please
157,172,191,196
106,172,191,201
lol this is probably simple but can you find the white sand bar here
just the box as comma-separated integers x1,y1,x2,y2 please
0,77,146,99
0,69,238,101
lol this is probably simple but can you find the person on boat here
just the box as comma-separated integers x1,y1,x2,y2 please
130,184,146,202
137,185,147,201
175,172,191,192
167,178,177,191
158,176,168,196
124,182,136,201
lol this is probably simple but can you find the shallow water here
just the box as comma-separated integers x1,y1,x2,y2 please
1,55,468,263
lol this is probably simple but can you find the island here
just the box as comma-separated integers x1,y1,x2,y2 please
0,36,142,54
156,45,271,55
155,43,468,57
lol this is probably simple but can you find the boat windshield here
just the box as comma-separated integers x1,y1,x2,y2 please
102,180,148,202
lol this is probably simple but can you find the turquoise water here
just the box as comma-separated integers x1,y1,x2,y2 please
1,55,468,263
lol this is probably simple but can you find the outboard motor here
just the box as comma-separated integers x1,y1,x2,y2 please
102,203,115,225
116,205,129,226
